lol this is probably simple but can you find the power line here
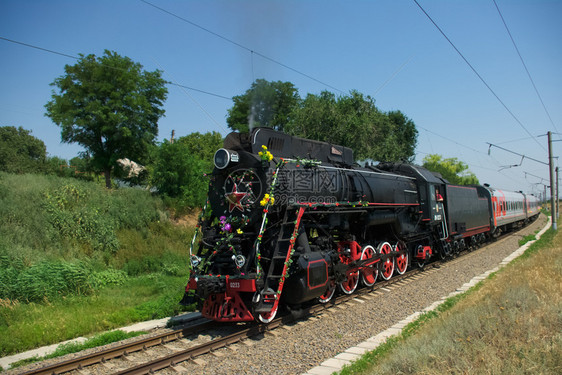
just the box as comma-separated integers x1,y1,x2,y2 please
373,55,414,97
412,0,546,152
152,58,229,133
0,36,78,60
418,125,485,155
492,0,559,133
0,35,232,101
139,0,345,94
167,82,231,100
486,142,548,166
495,135,541,145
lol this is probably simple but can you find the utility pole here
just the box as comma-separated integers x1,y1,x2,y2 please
556,167,560,221
170,130,175,144
548,131,557,230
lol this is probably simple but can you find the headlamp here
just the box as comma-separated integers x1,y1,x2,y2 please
214,148,239,169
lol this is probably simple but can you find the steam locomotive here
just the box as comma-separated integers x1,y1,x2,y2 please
181,128,540,323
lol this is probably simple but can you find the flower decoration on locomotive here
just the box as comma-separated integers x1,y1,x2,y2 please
260,193,275,207
218,215,249,234
258,145,273,162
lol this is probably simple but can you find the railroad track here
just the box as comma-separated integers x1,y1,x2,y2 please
18,225,533,375
17,264,430,375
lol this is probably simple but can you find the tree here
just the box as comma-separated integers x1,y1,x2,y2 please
176,131,223,167
0,126,47,174
148,141,207,210
384,111,417,163
422,154,479,185
226,79,300,133
45,50,168,188
226,81,418,162
285,90,418,162
148,131,222,210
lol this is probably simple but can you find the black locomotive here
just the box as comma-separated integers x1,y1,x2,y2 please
181,128,540,323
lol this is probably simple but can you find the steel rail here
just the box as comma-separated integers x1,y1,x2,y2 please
19,319,216,375
113,322,282,375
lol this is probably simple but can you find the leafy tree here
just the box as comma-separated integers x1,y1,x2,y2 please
285,90,418,162
0,126,47,173
227,79,300,133
226,80,418,162
422,154,479,185
45,50,168,188
176,131,223,168
148,141,208,210
384,110,417,162
44,156,70,177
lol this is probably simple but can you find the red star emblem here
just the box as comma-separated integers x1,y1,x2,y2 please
225,183,248,212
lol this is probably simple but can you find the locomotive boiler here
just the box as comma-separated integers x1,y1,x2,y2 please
181,128,539,323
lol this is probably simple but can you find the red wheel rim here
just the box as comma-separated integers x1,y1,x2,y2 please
378,242,394,280
339,270,359,294
395,241,408,275
360,245,378,286
318,279,336,303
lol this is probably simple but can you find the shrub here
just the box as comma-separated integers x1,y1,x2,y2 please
88,269,128,289
0,259,93,302
148,141,208,210
43,184,120,253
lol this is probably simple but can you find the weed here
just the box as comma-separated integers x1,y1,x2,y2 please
518,233,536,246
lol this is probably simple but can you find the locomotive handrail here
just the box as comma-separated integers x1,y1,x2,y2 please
281,156,417,180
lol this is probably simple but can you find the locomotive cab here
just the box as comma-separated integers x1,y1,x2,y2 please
377,163,447,226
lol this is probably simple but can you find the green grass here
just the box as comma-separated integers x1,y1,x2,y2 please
340,225,561,375
518,233,536,246
0,274,192,356
0,172,167,265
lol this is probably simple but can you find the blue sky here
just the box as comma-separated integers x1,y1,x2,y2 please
1,0,561,196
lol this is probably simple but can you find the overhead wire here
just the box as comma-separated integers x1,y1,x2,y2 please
0,35,232,101
139,0,345,94
492,0,559,133
417,125,485,155
152,58,229,133
412,0,546,152
0,36,78,60
415,149,532,190
495,135,542,145
373,55,414,97
487,142,549,166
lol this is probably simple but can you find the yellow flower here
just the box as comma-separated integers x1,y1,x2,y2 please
260,193,274,206
236,228,243,234
258,145,273,162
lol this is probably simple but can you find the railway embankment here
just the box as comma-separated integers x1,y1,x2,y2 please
0,173,196,364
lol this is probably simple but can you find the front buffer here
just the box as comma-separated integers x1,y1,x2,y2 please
182,276,257,322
